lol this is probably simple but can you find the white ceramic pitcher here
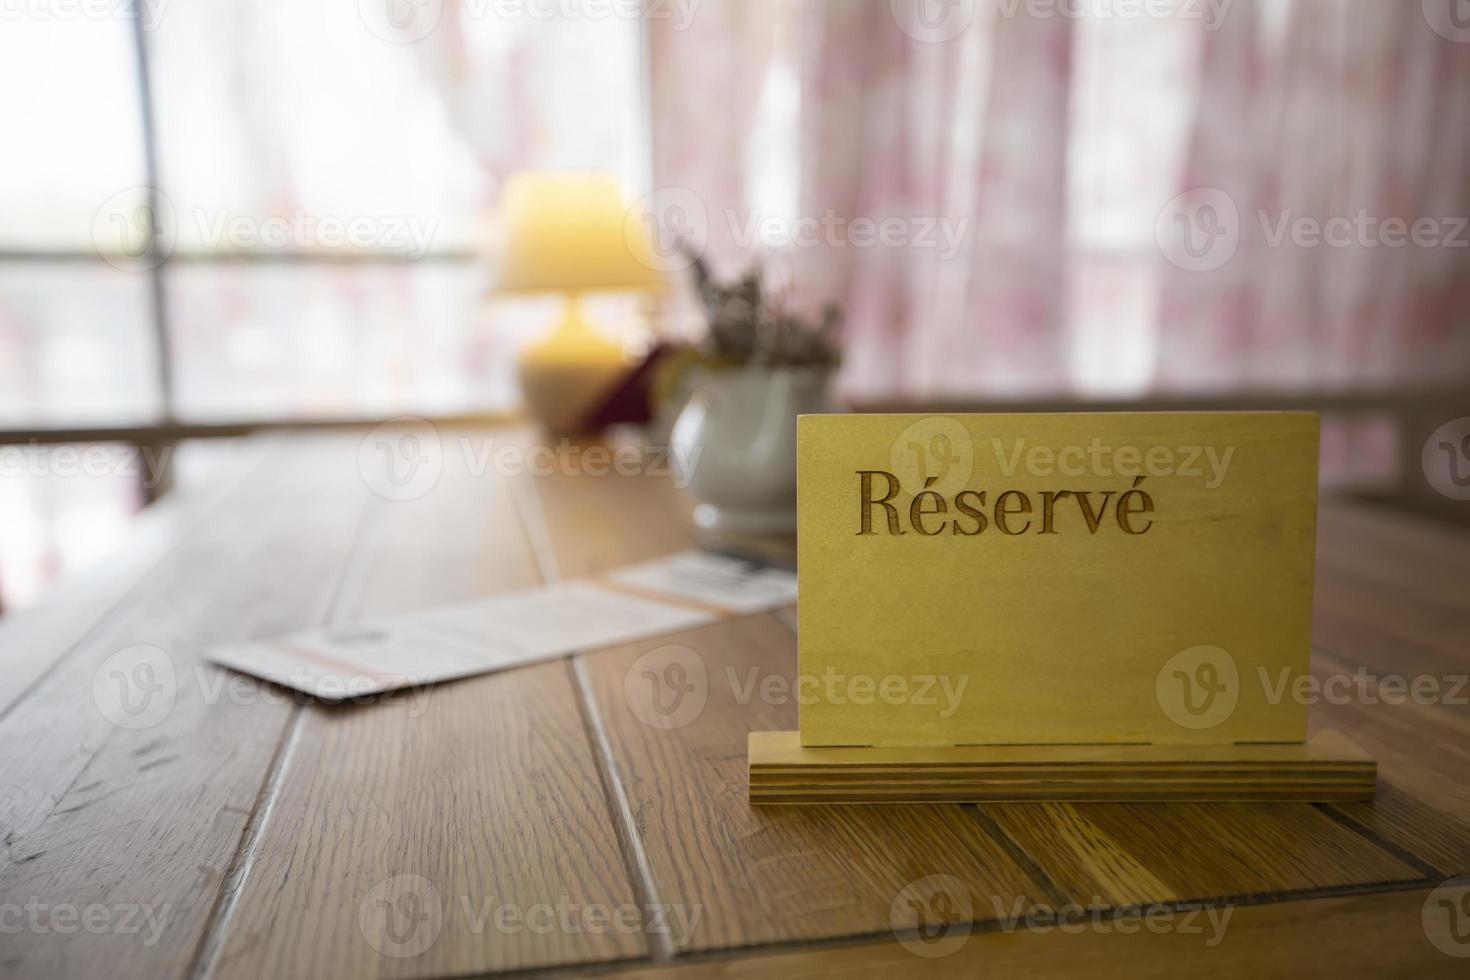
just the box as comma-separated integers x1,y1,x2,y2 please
670,366,832,533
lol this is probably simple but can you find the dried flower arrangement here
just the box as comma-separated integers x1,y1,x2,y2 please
687,249,843,370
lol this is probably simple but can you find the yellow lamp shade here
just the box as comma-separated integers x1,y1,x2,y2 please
493,172,667,295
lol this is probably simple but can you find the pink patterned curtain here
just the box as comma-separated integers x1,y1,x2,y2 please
1157,0,1470,391
647,0,1470,402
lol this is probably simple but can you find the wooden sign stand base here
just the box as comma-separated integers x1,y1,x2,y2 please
747,730,1377,804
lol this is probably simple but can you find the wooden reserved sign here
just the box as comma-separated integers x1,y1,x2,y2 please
796,413,1320,747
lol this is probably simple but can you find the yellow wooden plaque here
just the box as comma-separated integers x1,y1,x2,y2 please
796,413,1319,747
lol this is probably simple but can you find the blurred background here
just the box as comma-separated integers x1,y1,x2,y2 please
2,0,1468,611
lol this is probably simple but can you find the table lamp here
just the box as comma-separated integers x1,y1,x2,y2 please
493,172,666,436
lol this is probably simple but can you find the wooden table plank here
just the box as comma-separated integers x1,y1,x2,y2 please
204,430,647,979
597,886,1467,979
518,459,703,578
1312,501,1470,686
1313,570,1469,682
520,458,1048,955
1315,502,1470,614
1306,499,1470,876
1314,650,1470,877
0,437,373,980
983,800,1424,907
1317,501,1470,579
577,614,1047,953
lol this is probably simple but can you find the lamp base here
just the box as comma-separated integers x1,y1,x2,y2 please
518,295,627,437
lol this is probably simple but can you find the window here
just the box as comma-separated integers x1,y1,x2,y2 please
0,4,648,609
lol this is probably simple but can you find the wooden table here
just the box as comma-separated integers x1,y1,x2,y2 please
1,427,1467,978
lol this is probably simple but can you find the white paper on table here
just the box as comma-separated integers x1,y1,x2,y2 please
606,550,798,614
206,550,795,698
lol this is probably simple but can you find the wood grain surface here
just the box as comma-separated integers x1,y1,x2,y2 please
596,887,1467,979
204,433,645,979
0,438,373,979
0,430,1466,978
